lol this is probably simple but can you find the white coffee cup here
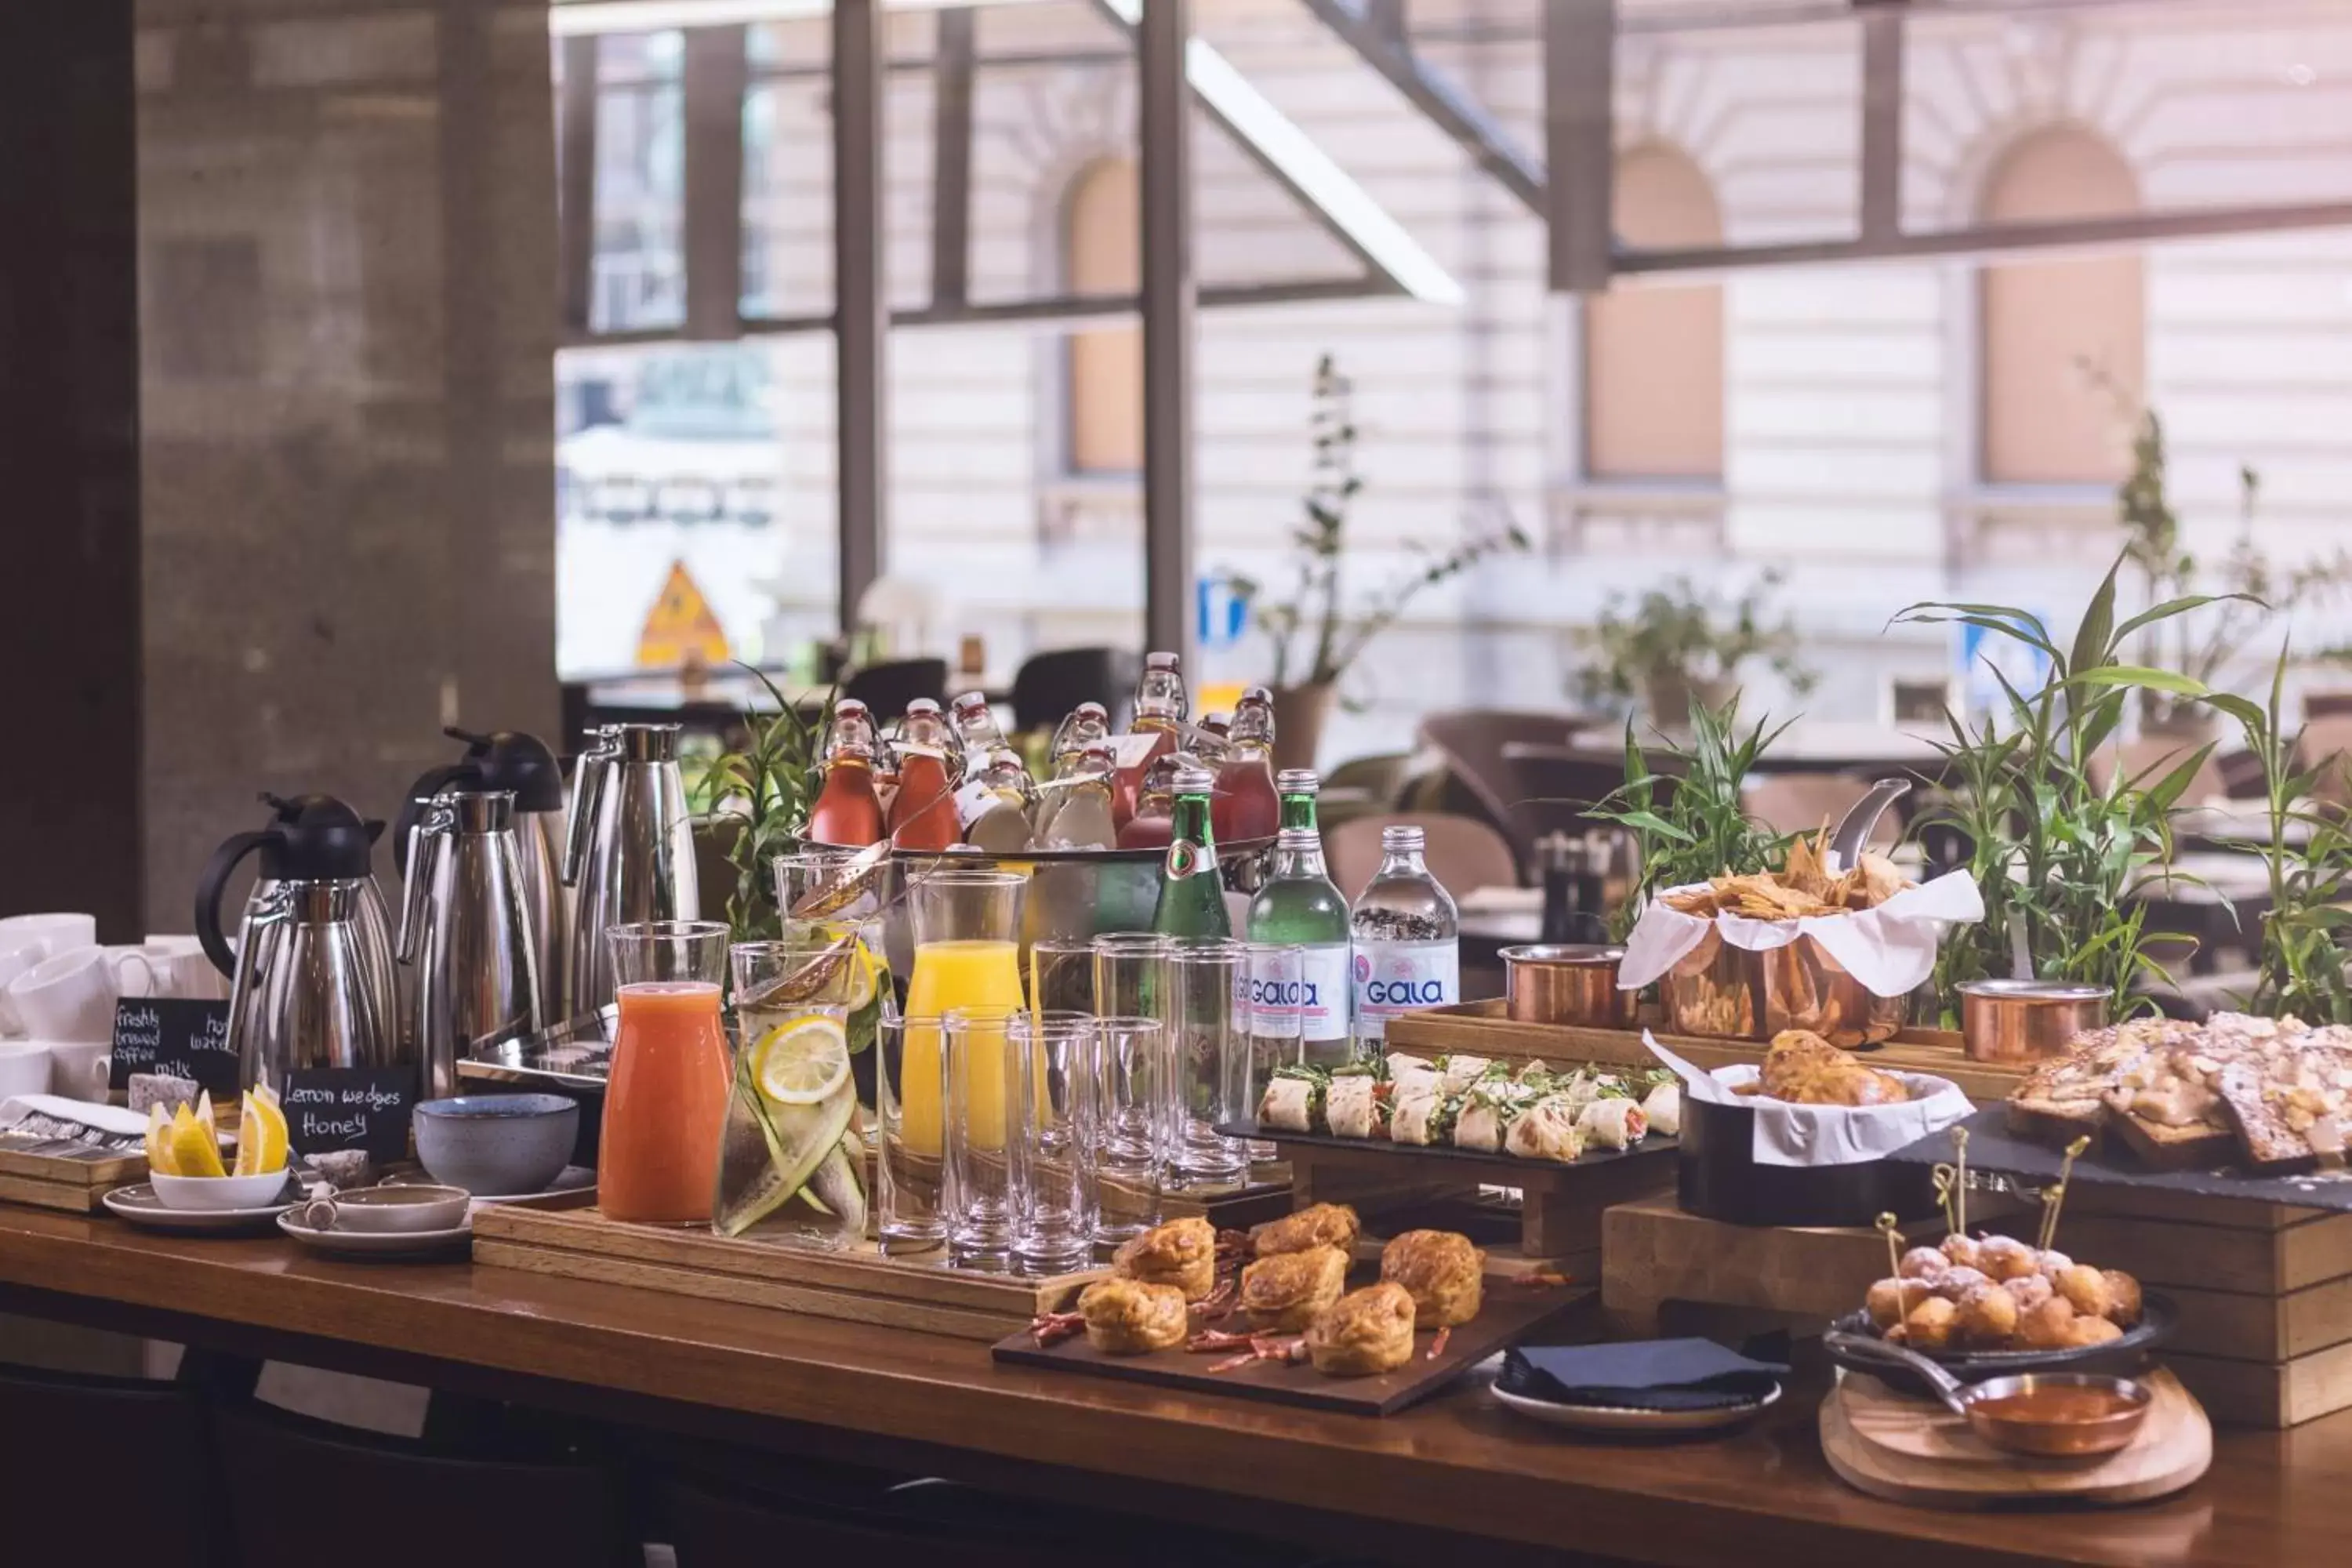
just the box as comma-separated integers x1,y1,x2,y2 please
0,1041,50,1101
0,913,97,961
135,938,228,1001
0,944,44,1036
39,1040,109,1101
9,946,151,1042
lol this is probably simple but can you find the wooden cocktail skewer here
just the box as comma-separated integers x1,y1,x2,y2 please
1875,1212,1904,1279
2039,1134,2092,1254
1953,1125,1971,1239
1930,1164,1958,1239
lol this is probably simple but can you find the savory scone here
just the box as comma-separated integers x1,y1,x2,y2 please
1251,1202,1361,1259
1077,1278,1190,1355
1379,1229,1485,1329
1240,1244,1350,1332
1305,1282,1417,1377
1111,1214,1217,1301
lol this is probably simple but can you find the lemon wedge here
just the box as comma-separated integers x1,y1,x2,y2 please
145,1104,179,1178
234,1088,290,1177
752,1015,851,1106
169,1104,226,1178
844,938,880,1011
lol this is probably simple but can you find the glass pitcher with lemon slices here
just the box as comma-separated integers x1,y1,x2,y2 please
774,848,893,1145
719,937,868,1248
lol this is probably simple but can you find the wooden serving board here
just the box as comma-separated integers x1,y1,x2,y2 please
992,1276,1585,1416
472,1205,1101,1341
1385,1001,2021,1102
1820,1369,2212,1508
0,1145,147,1214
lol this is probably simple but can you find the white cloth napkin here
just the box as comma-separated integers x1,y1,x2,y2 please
0,1093,150,1138
1616,871,1984,996
1643,1033,1973,1167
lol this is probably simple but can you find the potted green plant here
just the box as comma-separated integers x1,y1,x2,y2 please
1584,696,1795,937
1571,573,1817,731
691,666,834,942
1220,354,1528,771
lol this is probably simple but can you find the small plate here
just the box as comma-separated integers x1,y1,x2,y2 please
275,1210,471,1259
102,1182,298,1234
381,1164,595,1205
1490,1380,1783,1435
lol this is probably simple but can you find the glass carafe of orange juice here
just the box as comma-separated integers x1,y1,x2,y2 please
899,871,1026,1162
602,921,733,1225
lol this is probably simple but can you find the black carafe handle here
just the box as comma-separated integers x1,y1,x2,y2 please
194,829,274,980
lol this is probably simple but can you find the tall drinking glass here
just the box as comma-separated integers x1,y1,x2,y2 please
945,1005,1019,1268
1026,938,1096,1015
1091,1014,1163,1243
1244,942,1305,1166
774,848,894,1142
877,1007,946,1250
1167,938,1248,1189
719,938,865,1249
902,873,1026,1166
1091,933,1170,1022
1010,1010,1097,1274
602,921,731,1225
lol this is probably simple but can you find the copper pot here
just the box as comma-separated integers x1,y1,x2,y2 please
1500,944,1636,1028
1958,979,2109,1063
1659,927,1905,1047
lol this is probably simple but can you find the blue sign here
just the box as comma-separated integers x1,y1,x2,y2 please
1196,577,1247,648
1960,614,2053,720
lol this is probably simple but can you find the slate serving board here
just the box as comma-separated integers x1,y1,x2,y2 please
1887,1108,2352,1213
1214,1120,1676,1183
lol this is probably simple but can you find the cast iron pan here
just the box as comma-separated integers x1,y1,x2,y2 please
1824,1292,2176,1395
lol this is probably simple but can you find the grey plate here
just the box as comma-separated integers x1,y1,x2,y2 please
101,1183,299,1234
275,1210,471,1258
1490,1379,1783,1435
380,1164,596,1204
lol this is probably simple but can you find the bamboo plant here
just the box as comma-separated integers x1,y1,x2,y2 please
696,666,836,943
1584,696,1796,936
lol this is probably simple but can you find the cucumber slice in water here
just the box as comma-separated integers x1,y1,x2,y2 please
713,1068,855,1239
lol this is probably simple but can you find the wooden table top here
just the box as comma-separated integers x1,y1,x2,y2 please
0,1201,2340,1567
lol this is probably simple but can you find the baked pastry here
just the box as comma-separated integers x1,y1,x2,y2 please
1305,1282,1417,1377
2066,1316,2125,1348
1252,1202,1359,1259
1890,1295,1957,1352
1379,1229,1485,1329
1755,1029,1907,1106
2002,1274,2055,1314
2015,1296,2078,1350
1112,1215,1217,1301
1077,1278,1189,1355
2053,1264,2114,1321
1975,1236,2040,1283
1240,1245,1349,1333
1898,1247,1949,1282
2103,1269,2143,1327
1867,1277,1935,1328
1955,1281,2020,1348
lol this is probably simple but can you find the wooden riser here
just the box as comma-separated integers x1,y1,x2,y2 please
0,1146,145,1214
0,1173,111,1214
1282,1140,1674,1264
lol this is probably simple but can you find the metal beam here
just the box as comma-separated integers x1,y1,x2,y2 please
1140,0,1196,662
1859,9,1904,245
833,0,886,633
681,25,747,340
1301,0,1544,218
1615,198,2352,278
557,34,597,335
1544,0,1614,295
929,5,975,310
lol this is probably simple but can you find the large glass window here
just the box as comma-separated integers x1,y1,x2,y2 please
1062,158,1144,475
1584,145,1726,481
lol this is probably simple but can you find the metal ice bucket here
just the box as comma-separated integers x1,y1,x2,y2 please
1659,924,1907,1047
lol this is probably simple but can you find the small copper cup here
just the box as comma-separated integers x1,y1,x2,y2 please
1500,945,1637,1028
1958,978,2110,1063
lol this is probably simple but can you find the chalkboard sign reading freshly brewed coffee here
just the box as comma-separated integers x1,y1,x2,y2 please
281,1067,417,1162
109,999,238,1096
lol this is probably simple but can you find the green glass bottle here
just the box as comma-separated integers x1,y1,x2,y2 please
1248,771,1352,1067
1276,768,1319,833
1150,766,1231,938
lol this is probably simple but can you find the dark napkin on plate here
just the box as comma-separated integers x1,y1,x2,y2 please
1498,1338,1789,1413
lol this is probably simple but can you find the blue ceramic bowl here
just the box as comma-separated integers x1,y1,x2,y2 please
412,1094,578,1198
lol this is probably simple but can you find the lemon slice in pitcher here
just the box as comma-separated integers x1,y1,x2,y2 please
753,1016,851,1106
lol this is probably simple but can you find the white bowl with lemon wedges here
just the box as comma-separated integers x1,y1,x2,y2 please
143,1087,297,1210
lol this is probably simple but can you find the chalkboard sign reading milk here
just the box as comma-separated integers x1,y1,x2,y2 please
109,998,238,1096
281,1068,418,1163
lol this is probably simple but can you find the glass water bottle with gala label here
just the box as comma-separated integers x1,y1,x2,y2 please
1348,825,1458,1052
1247,771,1352,1069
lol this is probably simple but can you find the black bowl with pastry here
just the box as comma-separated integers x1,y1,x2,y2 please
1677,1030,1943,1228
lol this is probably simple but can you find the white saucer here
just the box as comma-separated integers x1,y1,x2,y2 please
1490,1379,1783,1434
102,1182,298,1234
381,1164,595,1205
275,1210,471,1258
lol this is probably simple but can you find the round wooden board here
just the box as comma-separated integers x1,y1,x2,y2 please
1820,1369,2212,1508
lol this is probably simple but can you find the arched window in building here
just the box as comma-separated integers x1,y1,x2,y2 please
1584,144,1724,481
1977,127,2143,485
1062,157,1142,474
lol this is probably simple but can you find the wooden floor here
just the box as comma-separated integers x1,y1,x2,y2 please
0,1200,2346,1568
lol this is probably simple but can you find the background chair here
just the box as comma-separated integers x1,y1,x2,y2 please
1742,771,1904,849
1412,711,1595,865
843,657,949,719
1326,811,1518,902
0,1363,230,1565
1009,646,1137,733
2083,737,2230,804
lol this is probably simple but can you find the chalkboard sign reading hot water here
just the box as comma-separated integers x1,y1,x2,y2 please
281,1068,417,1162
109,999,238,1097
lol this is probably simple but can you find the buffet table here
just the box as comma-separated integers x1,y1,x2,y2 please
0,1203,2338,1568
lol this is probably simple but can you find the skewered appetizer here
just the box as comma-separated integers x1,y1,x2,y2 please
1078,1278,1191,1354
1304,1282,1418,1376
1111,1215,1218,1301
1379,1229,1485,1329
1251,1054,1676,1167
1240,1245,1350,1333
1250,1202,1360,1258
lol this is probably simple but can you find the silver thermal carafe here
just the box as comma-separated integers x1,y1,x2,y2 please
399,727,571,1022
397,788,543,1099
195,794,403,1090
561,722,699,1013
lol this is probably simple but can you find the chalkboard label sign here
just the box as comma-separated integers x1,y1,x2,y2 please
109,999,238,1096
281,1067,417,1162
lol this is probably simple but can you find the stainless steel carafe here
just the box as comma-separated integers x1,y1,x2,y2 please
399,728,572,1023
397,789,543,1099
562,722,699,1013
195,794,403,1089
